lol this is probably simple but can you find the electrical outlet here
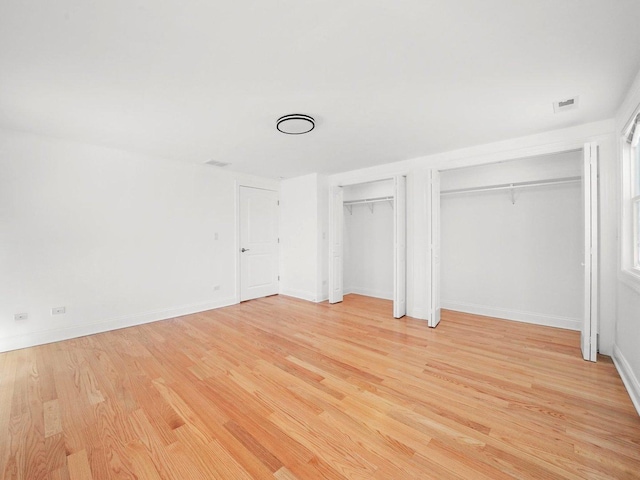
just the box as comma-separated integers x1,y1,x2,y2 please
214,232,219,240
52,306,66,315
213,285,220,291
14,313,28,321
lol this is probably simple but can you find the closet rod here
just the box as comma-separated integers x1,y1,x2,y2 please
343,196,394,206
440,176,581,196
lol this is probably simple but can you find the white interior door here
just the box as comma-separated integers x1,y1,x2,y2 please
394,176,407,318
429,169,441,328
239,186,279,302
581,143,599,362
328,186,344,304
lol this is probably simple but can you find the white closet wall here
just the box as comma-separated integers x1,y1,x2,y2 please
440,151,584,330
343,180,394,300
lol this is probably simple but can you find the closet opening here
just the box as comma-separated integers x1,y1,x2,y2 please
429,144,598,361
328,177,407,318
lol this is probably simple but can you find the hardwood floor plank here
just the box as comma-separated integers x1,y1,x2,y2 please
123,441,162,480
127,408,204,480
66,450,93,480
43,400,62,439
225,419,282,472
1,294,639,479
274,466,299,480
47,465,71,480
43,434,67,476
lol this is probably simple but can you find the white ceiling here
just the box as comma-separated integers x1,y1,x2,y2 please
1,1,640,178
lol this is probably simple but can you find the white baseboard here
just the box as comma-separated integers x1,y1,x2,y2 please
280,288,318,303
345,287,393,301
612,345,640,417
0,297,237,353
441,300,581,331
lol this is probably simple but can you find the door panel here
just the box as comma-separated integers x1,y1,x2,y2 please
429,169,441,328
240,187,279,301
394,176,407,318
581,143,598,362
329,187,344,304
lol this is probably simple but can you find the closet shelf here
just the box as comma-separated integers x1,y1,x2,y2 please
343,196,394,214
343,196,394,206
440,176,581,198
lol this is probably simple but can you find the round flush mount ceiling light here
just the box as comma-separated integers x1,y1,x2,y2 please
276,114,315,135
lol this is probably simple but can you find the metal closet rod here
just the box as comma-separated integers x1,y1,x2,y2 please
440,176,581,196
343,196,394,206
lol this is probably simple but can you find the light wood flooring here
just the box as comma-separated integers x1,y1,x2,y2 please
1,294,639,479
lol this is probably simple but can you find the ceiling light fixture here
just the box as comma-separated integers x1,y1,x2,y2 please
276,114,315,135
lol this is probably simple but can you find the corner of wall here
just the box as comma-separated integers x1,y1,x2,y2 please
613,344,640,416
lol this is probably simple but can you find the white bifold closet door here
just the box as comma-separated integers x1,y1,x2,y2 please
429,169,441,328
329,186,344,304
582,142,598,362
393,176,407,318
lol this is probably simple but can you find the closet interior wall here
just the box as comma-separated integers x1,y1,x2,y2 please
440,151,584,330
343,180,394,300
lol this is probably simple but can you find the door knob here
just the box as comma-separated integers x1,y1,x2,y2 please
241,248,250,252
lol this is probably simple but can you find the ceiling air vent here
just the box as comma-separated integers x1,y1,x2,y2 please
553,96,579,113
205,160,230,168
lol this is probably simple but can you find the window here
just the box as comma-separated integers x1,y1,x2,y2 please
633,140,640,268
622,111,640,282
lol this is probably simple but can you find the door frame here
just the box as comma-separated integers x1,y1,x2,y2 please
428,169,441,327
328,176,408,317
582,142,599,362
235,182,280,304
328,186,344,304
394,176,407,318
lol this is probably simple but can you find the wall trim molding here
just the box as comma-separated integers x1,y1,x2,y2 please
442,300,581,331
612,344,640,417
344,288,393,301
0,297,238,353
280,288,318,303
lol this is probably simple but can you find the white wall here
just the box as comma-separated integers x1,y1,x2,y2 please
440,153,584,330
342,180,395,300
343,179,394,202
613,68,640,414
316,174,329,302
344,201,394,300
279,174,320,302
440,150,582,190
616,284,640,413
0,128,277,352
279,173,331,303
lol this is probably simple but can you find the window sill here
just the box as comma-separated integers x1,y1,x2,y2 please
620,268,640,295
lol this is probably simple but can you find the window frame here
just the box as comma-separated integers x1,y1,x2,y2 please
632,145,640,267
621,109,640,291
